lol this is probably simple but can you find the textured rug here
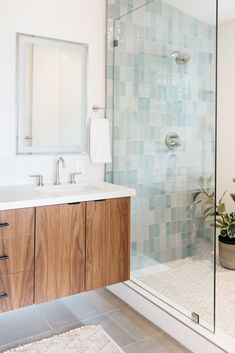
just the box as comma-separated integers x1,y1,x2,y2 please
4,326,124,353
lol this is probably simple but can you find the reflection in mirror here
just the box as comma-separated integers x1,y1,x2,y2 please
17,34,88,154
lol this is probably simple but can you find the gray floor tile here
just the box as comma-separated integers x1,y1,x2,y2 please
61,288,127,321
83,314,135,347
49,322,83,336
0,290,190,353
0,306,50,348
154,332,192,352
123,333,191,353
0,331,55,352
108,306,162,341
36,299,79,330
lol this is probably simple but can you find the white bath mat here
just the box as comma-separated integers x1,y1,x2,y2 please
3,325,125,353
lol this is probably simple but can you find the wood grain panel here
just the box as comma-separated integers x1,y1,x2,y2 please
35,203,85,303
85,198,130,291
106,197,130,285
85,200,107,291
0,269,34,312
0,208,34,238
0,233,34,276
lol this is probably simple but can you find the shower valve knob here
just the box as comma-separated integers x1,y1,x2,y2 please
165,132,182,150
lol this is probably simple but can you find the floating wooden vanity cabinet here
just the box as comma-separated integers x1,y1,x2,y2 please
85,197,130,291
0,195,131,312
0,208,34,312
35,203,86,303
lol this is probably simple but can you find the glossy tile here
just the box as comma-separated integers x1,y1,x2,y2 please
107,0,216,265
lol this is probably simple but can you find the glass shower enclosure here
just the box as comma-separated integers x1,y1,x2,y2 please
110,0,217,332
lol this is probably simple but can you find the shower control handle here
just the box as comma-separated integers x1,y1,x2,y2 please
165,132,182,150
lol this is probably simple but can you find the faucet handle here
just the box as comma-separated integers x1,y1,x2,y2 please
30,175,44,186
70,172,82,184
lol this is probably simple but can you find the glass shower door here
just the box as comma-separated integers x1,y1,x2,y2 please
112,0,217,332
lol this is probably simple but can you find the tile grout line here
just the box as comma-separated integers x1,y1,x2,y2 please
123,331,163,348
0,329,52,353
49,322,83,335
62,303,129,323
0,306,52,352
121,332,189,352
84,312,137,346
33,306,55,331
106,310,162,344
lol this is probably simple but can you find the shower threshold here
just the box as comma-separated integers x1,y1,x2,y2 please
108,280,234,353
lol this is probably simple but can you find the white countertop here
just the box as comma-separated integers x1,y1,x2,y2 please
0,182,136,211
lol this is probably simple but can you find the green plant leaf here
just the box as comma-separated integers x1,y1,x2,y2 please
221,228,228,236
227,222,235,237
193,191,201,202
190,204,196,211
213,224,222,228
206,175,214,185
217,203,226,214
191,199,203,207
224,213,230,222
203,213,215,220
203,207,213,216
219,191,227,204
198,176,205,188
230,193,235,202
216,219,224,226
205,197,214,205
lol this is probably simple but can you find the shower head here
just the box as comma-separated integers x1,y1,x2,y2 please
171,50,191,65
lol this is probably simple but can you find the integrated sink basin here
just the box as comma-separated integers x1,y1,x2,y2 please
35,183,102,194
0,182,136,210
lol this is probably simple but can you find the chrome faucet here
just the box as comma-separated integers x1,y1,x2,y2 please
54,157,66,185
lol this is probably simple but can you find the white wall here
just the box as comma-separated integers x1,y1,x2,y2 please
0,0,106,185
218,21,235,209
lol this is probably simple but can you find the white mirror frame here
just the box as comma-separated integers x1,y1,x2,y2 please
16,33,88,155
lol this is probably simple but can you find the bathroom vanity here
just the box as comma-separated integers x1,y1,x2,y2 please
0,182,135,313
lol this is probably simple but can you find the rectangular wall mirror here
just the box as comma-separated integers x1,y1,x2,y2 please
17,34,88,154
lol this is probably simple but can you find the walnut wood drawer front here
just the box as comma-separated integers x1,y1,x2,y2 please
35,203,86,303
0,208,34,238
0,234,34,276
0,270,34,312
86,197,131,291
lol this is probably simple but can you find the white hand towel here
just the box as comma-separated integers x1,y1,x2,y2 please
90,118,112,164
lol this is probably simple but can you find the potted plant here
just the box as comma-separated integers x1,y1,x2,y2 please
192,176,235,270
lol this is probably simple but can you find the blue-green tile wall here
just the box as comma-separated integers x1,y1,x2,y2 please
106,0,216,264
